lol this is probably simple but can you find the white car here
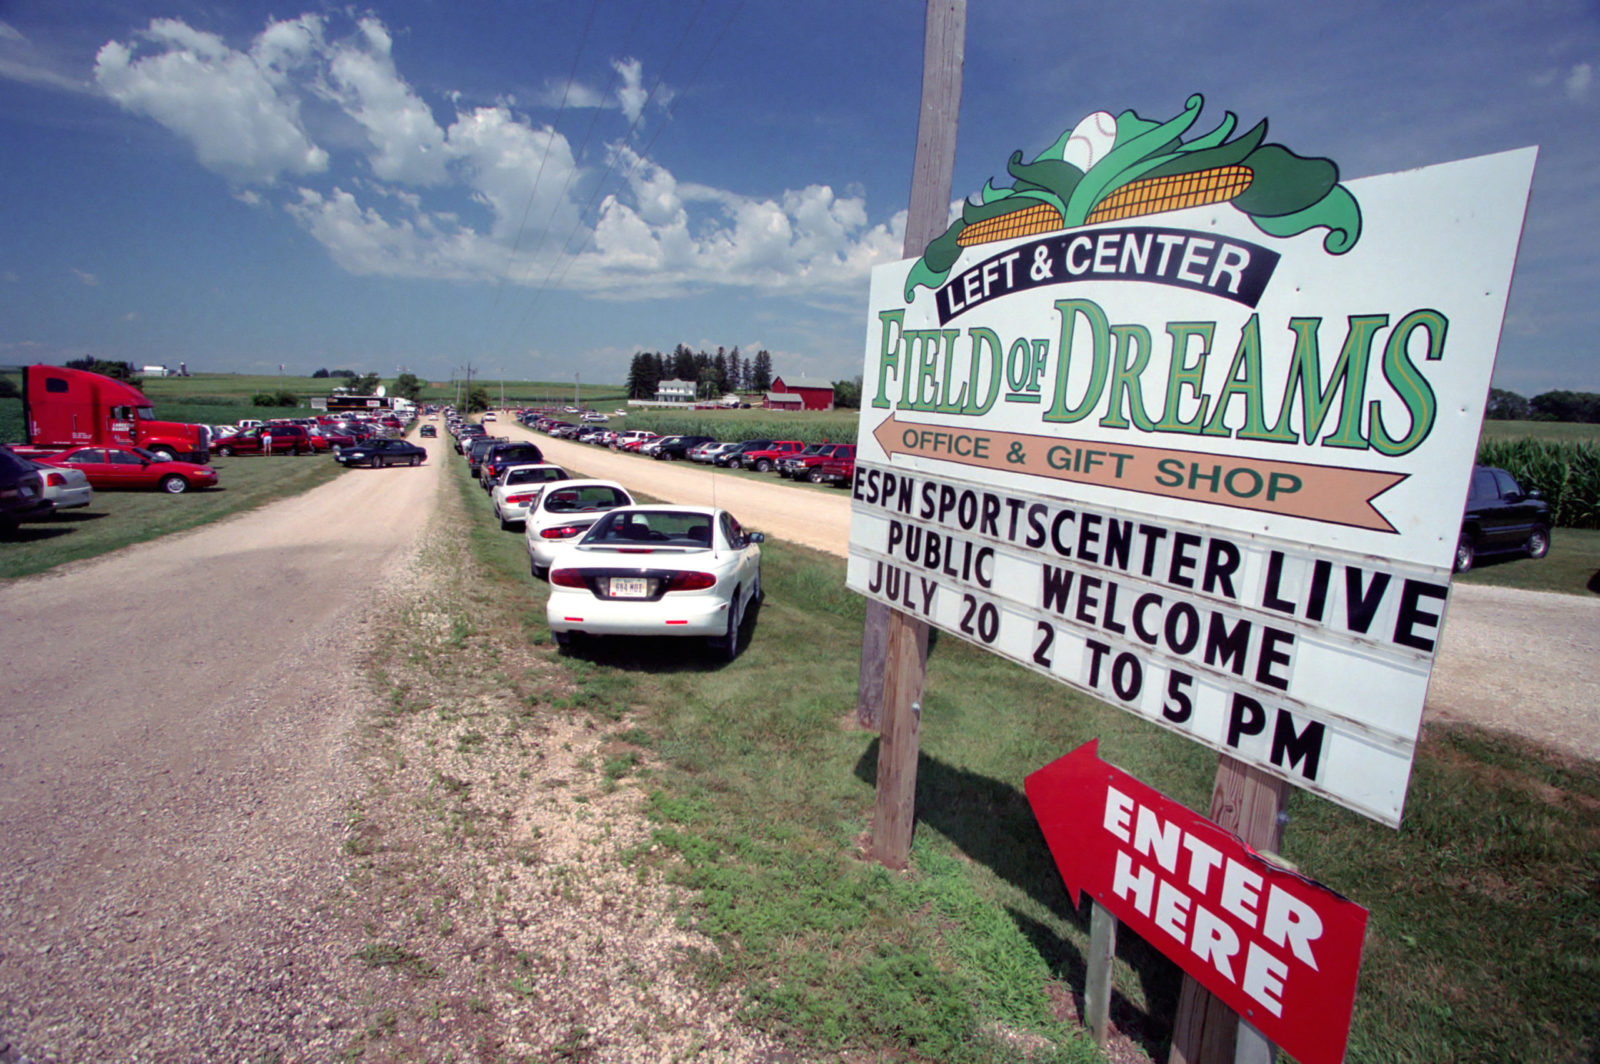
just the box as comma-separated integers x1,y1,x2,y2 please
491,463,571,529
481,411,498,421
523,479,635,578
546,505,764,658
581,412,609,423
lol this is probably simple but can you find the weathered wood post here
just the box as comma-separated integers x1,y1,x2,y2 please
861,0,966,868
1167,756,1291,1064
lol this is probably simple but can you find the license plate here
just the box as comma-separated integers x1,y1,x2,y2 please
609,577,649,598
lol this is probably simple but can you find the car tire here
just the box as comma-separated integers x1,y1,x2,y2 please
216,445,233,457
552,630,573,648
710,589,743,660
500,514,513,532
809,470,825,483
409,456,419,467
160,474,188,494
754,459,771,472
1527,525,1551,560
1454,534,1476,574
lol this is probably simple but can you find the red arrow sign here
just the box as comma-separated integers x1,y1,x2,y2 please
1026,741,1368,1064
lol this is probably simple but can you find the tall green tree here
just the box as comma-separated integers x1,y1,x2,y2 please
467,385,490,413
393,372,424,401
349,372,382,395
751,350,773,391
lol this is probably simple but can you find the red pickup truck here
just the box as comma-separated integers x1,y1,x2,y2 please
729,440,804,472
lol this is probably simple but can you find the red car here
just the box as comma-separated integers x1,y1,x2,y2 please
37,445,219,494
213,425,317,456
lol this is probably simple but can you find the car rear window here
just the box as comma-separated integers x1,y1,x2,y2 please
588,510,714,548
543,486,630,513
506,467,568,485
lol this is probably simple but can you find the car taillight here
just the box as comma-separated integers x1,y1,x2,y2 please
507,492,537,505
548,568,586,588
45,472,66,487
540,525,586,539
663,572,716,592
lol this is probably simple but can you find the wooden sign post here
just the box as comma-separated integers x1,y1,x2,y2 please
862,0,964,866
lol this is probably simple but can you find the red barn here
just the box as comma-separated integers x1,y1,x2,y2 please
769,376,834,411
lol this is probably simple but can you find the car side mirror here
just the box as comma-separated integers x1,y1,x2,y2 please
1528,488,1545,500
748,532,766,544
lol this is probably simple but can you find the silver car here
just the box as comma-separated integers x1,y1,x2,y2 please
27,458,93,512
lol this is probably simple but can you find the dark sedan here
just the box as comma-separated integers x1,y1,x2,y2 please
336,438,428,468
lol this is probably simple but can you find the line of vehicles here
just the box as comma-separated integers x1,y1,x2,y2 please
1,362,419,532
441,409,765,659
525,413,858,487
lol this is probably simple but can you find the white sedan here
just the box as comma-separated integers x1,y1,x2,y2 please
546,505,764,658
491,463,570,529
523,479,635,578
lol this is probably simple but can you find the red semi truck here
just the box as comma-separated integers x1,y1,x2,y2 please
14,364,210,463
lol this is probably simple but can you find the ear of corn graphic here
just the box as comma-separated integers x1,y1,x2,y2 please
954,165,1255,246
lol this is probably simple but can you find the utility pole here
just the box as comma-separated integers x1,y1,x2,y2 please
862,0,965,869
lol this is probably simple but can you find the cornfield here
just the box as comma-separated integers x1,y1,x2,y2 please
1476,438,1600,529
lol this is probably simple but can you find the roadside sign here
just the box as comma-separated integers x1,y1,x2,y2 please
848,96,1536,825
1027,741,1368,1064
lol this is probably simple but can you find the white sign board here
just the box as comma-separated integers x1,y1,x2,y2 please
849,102,1535,826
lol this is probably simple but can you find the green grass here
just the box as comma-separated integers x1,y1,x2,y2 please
0,454,347,579
1481,419,1600,443
1454,527,1600,595
444,446,1600,1063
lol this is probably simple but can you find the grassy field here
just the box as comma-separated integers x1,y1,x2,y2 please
433,445,1600,1064
1481,419,1600,443
0,455,347,579
1454,526,1600,594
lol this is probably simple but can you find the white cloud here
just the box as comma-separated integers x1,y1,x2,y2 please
324,17,450,186
446,104,581,243
613,58,648,126
94,18,328,184
1566,62,1593,100
94,11,901,301
72,268,99,286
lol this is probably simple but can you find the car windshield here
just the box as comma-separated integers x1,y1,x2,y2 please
586,510,714,549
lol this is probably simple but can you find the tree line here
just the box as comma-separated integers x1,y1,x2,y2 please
1486,388,1600,423
626,345,773,400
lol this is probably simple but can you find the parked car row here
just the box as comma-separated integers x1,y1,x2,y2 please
2,438,222,534
516,410,857,488
451,410,765,659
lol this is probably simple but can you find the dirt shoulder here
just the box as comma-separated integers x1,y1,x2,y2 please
0,443,445,1062
526,426,1600,764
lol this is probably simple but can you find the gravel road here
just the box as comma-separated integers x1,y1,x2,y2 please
0,443,445,1062
524,427,1600,764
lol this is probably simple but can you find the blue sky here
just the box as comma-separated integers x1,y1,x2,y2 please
0,0,1596,394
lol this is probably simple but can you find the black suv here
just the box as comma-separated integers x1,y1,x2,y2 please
1456,465,1551,572
479,441,546,488
0,446,54,532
